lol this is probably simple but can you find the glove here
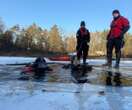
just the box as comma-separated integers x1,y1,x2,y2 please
87,42,90,45
121,39,125,48
119,32,124,40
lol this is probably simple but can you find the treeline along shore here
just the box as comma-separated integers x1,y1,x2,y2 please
0,18,132,58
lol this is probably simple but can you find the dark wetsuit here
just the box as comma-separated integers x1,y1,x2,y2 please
76,27,90,64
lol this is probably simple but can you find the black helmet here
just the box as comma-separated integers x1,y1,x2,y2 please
112,9,120,14
80,21,85,26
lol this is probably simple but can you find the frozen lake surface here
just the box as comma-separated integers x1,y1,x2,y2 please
0,57,132,110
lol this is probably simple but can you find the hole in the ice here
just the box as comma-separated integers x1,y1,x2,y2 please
2,64,132,87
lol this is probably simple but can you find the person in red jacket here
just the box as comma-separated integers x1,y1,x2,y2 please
76,21,90,65
103,10,130,68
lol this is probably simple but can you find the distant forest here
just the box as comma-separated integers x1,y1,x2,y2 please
0,18,132,57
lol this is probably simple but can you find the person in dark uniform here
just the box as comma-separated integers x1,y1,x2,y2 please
103,10,130,68
33,57,52,77
76,21,90,65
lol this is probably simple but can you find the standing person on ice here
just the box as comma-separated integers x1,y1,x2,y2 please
76,21,90,65
103,10,130,68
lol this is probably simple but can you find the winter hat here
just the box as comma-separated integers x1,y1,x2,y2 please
112,10,120,14
80,21,85,26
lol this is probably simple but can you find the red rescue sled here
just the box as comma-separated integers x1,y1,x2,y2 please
49,55,70,61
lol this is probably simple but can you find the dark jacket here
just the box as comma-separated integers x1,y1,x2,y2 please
76,27,90,47
107,16,130,39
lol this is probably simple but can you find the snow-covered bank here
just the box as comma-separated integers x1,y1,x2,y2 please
0,56,36,65
0,56,53,65
0,56,68,65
